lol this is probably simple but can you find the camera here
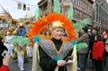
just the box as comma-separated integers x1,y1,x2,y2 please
1,50,7,57
65,56,73,64
66,56,73,62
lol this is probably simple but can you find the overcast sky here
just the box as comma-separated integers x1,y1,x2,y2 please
0,0,39,19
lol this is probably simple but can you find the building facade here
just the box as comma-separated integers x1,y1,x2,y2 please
94,0,108,32
38,0,48,16
0,0,36,19
0,18,9,29
38,0,94,23
72,0,93,22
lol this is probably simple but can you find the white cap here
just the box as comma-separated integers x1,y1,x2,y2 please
88,29,91,32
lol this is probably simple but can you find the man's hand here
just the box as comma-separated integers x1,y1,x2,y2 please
57,60,66,66
3,53,11,66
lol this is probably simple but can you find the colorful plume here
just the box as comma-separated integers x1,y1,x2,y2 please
74,18,91,32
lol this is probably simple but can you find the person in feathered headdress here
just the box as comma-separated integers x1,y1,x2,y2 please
31,20,76,71
29,0,91,71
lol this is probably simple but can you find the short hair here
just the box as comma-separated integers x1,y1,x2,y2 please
0,36,3,41
97,34,102,41
82,26,88,33
93,27,98,32
19,26,24,28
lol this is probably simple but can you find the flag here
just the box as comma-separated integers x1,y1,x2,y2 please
53,0,61,13
68,0,74,20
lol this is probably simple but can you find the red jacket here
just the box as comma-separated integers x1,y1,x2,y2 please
92,41,104,60
0,65,9,71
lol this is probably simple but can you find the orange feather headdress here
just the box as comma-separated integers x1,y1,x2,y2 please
28,12,76,42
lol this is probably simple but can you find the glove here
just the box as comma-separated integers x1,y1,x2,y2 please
71,40,77,45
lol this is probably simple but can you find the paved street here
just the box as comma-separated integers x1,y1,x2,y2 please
9,57,94,71
9,58,32,71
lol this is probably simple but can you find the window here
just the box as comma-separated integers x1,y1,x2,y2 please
74,8,76,17
65,0,70,2
23,4,26,10
17,3,22,9
96,6,98,22
74,8,80,18
72,0,75,3
27,7,30,11
75,0,78,5
64,6,69,16
77,0,80,6
79,11,81,19
82,7,85,18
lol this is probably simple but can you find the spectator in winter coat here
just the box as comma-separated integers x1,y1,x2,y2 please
77,27,89,71
0,53,11,71
0,36,8,67
92,35,104,71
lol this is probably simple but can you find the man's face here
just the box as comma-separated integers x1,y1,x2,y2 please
92,29,97,35
19,26,23,31
51,28,64,40
80,29,84,35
